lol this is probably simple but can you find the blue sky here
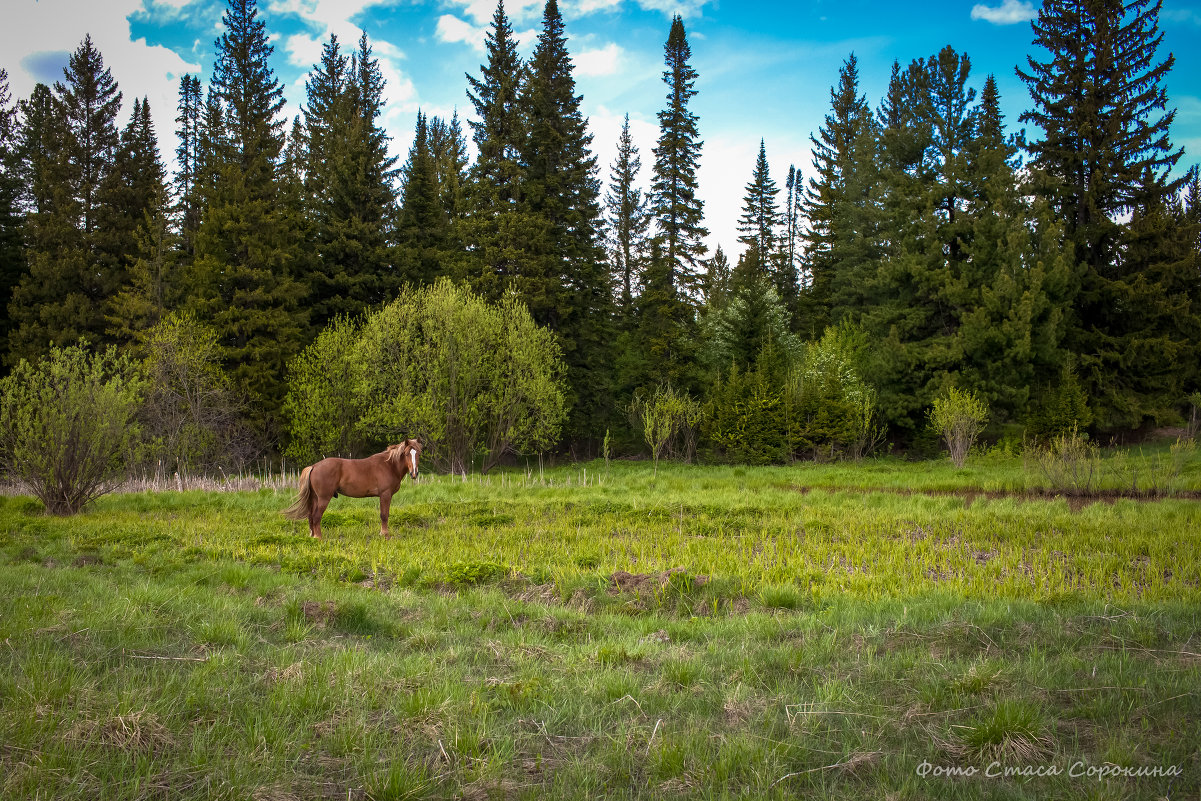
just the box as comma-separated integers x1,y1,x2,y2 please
4,0,1200,255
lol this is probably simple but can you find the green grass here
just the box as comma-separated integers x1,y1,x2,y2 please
0,453,1198,799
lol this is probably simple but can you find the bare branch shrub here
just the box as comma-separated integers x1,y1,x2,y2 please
1027,425,1099,493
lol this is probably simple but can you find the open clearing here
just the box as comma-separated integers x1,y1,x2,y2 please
1,456,1198,799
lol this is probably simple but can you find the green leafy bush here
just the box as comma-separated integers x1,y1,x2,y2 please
284,280,567,473
282,314,366,463
358,280,566,474
929,387,990,468
788,327,884,461
0,344,145,515
630,383,704,473
141,312,254,473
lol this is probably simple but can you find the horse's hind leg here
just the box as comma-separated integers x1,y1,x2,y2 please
310,493,332,539
379,491,393,540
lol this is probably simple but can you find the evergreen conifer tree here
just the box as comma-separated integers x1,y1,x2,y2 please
737,139,796,320
0,69,23,360
605,113,650,320
517,0,613,445
629,239,695,390
429,112,469,230
463,0,530,300
397,111,444,287
801,53,879,335
96,97,168,314
702,245,730,309
1018,0,1188,427
174,74,203,260
957,76,1074,424
301,32,399,329
105,183,181,347
650,15,707,304
737,140,781,263
782,163,804,314
9,37,124,362
188,0,307,431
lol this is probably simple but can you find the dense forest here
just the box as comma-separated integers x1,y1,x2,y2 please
0,0,1197,468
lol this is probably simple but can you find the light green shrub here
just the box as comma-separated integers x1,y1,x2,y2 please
929,387,990,468
0,344,145,514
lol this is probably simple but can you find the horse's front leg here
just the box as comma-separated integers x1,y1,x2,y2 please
379,491,393,540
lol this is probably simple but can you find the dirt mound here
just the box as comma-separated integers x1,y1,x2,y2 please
609,568,709,594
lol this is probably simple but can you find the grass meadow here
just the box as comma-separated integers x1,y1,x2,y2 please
1,450,1199,799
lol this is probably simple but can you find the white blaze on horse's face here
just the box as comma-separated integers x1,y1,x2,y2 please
410,448,418,478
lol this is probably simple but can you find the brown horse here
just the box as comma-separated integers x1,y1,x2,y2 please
283,440,422,539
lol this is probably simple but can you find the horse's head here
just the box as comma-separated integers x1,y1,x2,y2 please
387,439,423,479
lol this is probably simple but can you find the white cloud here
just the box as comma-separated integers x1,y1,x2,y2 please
1,0,201,163
436,12,538,54
566,0,623,15
283,32,325,68
436,13,488,51
441,0,544,26
633,0,712,19
970,0,1036,25
575,42,623,77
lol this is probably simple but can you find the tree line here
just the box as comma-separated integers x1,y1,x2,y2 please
0,0,1197,469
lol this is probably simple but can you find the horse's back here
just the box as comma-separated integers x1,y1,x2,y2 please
310,454,390,498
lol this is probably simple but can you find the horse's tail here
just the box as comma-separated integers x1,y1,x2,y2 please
282,466,314,520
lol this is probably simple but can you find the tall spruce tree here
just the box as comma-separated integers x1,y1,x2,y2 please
463,0,530,299
605,113,650,320
650,14,707,304
867,48,981,431
189,0,306,431
1018,0,1188,428
958,75,1074,424
518,0,613,445
106,183,181,347
782,163,804,293
396,111,444,287
174,74,203,260
301,32,399,330
9,37,124,363
736,139,792,317
0,69,22,360
1091,167,1201,425
702,245,730,308
1018,0,1183,274
347,32,399,297
96,96,168,324
801,53,879,336
429,112,468,231
738,141,781,260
